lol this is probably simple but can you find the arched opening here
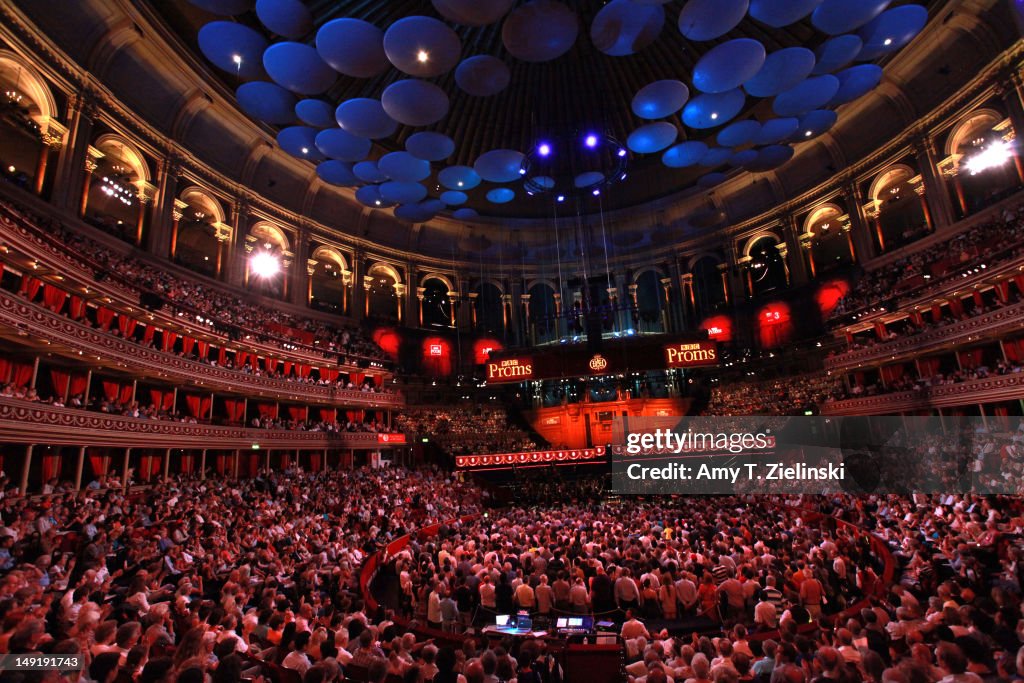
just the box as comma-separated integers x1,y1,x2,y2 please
949,112,1022,216
528,282,557,345
746,235,787,297
0,55,54,192
633,270,664,334
870,166,926,251
246,222,290,298
473,281,504,336
805,205,853,275
174,188,225,279
85,136,150,243
309,247,348,315
691,255,726,317
366,263,401,321
421,276,451,329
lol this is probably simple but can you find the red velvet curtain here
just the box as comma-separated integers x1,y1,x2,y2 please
319,408,336,423
69,373,88,398
96,307,115,331
949,298,964,317
958,348,983,369
1014,273,1024,295
217,347,227,365
20,275,42,300
102,381,133,404
161,331,177,352
197,341,209,359
346,410,365,422
909,311,924,327
68,296,86,320
43,285,66,313
183,394,211,418
89,453,108,477
879,365,905,384
930,303,943,323
972,291,984,308
180,453,194,474
117,315,137,338
1003,339,1024,362
181,337,195,356
350,372,365,386
283,361,293,376
288,406,307,421
246,452,259,477
149,390,175,411
224,399,246,423
298,364,311,378
918,357,941,377
237,351,251,368
41,453,60,482
264,357,278,373
994,281,1010,303
215,454,230,475
51,370,70,400
321,368,339,382
873,322,887,339
257,402,278,419
309,452,322,472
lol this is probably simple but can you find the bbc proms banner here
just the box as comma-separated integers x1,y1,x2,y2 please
485,337,718,383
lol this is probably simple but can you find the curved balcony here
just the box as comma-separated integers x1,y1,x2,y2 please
0,396,398,449
826,300,1024,372
0,290,402,407
820,371,1024,415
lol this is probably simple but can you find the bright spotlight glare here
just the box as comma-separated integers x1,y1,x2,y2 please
416,50,429,63
584,134,598,148
232,54,243,65
538,142,551,156
617,148,626,157
556,195,565,202
964,140,1012,175
250,250,280,278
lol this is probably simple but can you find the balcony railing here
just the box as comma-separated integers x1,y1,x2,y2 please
0,396,396,449
0,291,402,407
825,300,1024,372
820,371,1024,415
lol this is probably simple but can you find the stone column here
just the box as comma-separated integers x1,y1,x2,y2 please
52,90,97,212
148,157,180,258
912,135,956,230
845,182,877,262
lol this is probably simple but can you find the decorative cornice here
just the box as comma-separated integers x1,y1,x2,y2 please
821,371,1024,416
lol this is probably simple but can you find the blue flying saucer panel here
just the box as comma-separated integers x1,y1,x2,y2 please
198,22,267,79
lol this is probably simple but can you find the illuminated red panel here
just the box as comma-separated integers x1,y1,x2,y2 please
421,336,453,376
757,302,793,349
371,327,401,359
699,314,733,343
473,338,504,365
815,279,850,318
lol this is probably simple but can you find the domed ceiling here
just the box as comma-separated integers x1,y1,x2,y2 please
159,0,936,222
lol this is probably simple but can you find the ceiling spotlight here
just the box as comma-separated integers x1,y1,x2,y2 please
620,173,627,180
374,200,382,206
301,147,309,154
231,54,243,66
556,195,565,202
592,188,600,196
805,131,813,137
417,50,429,63
883,38,893,46
249,250,280,278
538,142,551,157
584,134,598,148
617,148,626,157
710,112,719,120
518,167,526,175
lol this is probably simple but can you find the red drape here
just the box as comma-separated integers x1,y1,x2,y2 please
972,291,984,308
298,364,311,378
283,361,293,376
89,454,108,477
1003,339,1024,362
96,307,115,331
117,315,137,338
142,325,155,346
197,341,209,359
20,275,42,300
264,357,278,373
918,357,941,377
321,368,339,382
161,331,177,352
215,454,230,475
257,402,278,419
949,298,964,317
1014,273,1024,295
0,361,34,388
873,322,887,339
225,399,246,423
879,365,905,384
51,370,70,400
102,381,133,404
237,351,251,368
217,347,227,365
958,348,984,369
43,284,66,313
181,336,195,356
246,452,259,477
180,453,194,474
68,296,86,320
69,373,88,398
319,408,336,423
183,394,211,418
930,303,943,323
288,406,307,421
41,454,59,482
994,281,1010,303
309,453,322,472
149,390,175,411
350,372,365,386
346,410,365,423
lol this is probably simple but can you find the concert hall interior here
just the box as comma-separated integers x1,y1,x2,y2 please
1,0,1024,681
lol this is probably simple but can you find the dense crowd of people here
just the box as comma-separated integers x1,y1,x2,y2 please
393,405,539,455
702,374,843,416
830,202,1024,323
0,199,387,364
